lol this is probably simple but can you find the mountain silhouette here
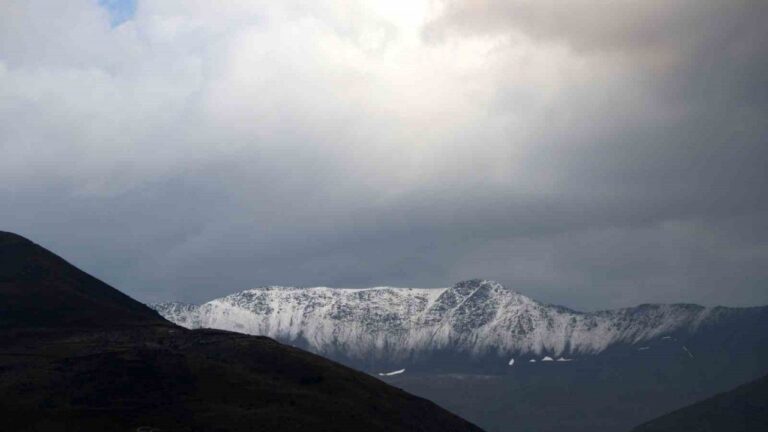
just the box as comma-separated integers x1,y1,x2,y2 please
0,231,482,432
632,374,768,432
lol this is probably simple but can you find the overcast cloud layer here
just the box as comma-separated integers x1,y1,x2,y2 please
1,0,766,310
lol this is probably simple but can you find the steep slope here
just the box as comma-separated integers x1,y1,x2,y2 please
152,280,757,371
0,232,482,432
0,231,166,328
631,374,768,432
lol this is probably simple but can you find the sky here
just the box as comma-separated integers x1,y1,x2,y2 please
99,0,137,26
1,0,766,310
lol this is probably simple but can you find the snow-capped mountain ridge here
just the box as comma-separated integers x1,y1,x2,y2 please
152,279,727,366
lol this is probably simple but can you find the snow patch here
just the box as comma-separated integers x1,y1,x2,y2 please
638,346,650,351
541,356,554,362
378,369,405,376
556,357,572,362
529,359,536,363
508,358,515,366
150,281,719,366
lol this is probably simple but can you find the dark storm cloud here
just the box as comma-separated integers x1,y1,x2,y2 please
1,0,766,310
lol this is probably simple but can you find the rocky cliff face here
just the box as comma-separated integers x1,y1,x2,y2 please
152,279,737,370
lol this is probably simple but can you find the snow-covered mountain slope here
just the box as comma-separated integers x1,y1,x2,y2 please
152,279,749,369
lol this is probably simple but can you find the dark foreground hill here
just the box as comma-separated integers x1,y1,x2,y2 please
631,374,768,432
0,231,482,432
0,231,166,329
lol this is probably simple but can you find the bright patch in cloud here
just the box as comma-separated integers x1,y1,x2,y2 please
99,0,136,26
1,0,766,309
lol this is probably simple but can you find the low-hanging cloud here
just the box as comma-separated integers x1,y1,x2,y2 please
1,0,766,310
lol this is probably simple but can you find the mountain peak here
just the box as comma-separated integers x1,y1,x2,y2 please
0,230,30,243
452,279,516,293
454,278,495,287
449,279,526,305
0,231,167,329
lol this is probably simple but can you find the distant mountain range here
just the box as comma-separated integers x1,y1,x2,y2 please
151,279,766,372
152,280,768,431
